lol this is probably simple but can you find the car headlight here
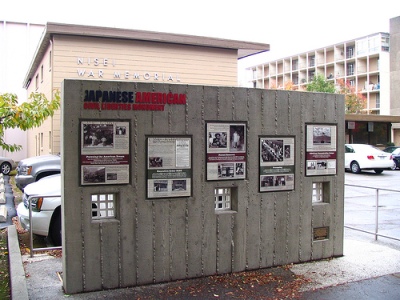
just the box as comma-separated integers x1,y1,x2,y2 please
20,166,33,175
30,197,44,212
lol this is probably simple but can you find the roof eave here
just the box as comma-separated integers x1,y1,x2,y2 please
23,22,270,88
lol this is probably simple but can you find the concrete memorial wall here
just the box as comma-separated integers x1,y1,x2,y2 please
61,79,345,294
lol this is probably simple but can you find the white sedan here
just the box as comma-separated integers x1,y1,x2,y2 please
345,144,394,174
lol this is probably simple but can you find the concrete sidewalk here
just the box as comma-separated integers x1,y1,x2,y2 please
8,224,400,299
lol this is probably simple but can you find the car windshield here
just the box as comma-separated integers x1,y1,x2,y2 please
392,148,400,155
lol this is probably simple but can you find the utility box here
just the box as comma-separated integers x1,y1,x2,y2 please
61,79,345,294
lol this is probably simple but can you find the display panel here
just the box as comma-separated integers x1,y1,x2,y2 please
80,121,130,185
206,122,247,181
147,136,192,199
306,124,337,176
259,136,295,192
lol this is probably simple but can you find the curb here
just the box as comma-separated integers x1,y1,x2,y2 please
7,224,29,300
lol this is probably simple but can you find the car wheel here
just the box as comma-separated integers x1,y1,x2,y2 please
350,161,361,174
391,161,397,170
374,169,383,174
0,162,12,175
50,212,62,246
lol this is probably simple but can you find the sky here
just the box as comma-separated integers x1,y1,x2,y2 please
1,0,399,68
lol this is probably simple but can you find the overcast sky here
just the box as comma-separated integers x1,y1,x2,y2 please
1,0,399,68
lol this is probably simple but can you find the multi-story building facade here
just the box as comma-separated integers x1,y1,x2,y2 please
248,32,390,114
0,21,45,160
22,22,269,157
246,18,400,147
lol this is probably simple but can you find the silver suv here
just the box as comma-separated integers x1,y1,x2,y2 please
15,154,61,191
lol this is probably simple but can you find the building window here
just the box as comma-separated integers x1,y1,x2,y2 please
376,94,380,109
308,70,315,81
293,74,299,85
40,65,43,83
312,182,323,203
214,188,231,211
292,59,298,71
346,46,354,58
40,132,43,150
347,63,354,76
91,193,116,219
349,79,355,86
49,50,52,70
309,56,315,67
35,74,39,90
49,131,52,151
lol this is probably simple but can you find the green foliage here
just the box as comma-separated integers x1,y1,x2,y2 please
0,91,60,152
306,74,336,93
305,75,366,114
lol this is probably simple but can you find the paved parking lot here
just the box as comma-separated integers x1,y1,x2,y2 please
344,169,400,248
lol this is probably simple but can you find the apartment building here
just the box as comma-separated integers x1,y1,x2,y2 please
22,22,269,157
249,32,390,114
247,17,400,146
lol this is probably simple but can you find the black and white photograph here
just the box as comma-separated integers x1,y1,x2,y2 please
83,123,114,148
261,175,274,187
317,161,328,169
153,180,168,192
284,145,291,158
307,161,316,170
208,132,228,148
230,125,245,151
83,166,106,184
116,126,126,135
313,127,332,145
235,163,244,175
172,180,187,191
149,157,163,168
107,173,118,180
218,163,235,178
261,139,284,162
275,175,286,186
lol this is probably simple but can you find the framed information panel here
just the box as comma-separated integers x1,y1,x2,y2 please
259,136,295,192
80,120,130,185
305,123,337,176
146,136,192,199
206,121,247,181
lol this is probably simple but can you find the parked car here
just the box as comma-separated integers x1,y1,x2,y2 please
0,156,17,175
17,174,62,245
383,146,400,153
15,154,61,191
345,144,393,174
390,148,400,170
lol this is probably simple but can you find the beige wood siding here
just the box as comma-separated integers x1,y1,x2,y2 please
51,35,238,88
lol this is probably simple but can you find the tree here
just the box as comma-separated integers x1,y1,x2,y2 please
0,91,60,152
336,78,366,114
306,74,336,93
